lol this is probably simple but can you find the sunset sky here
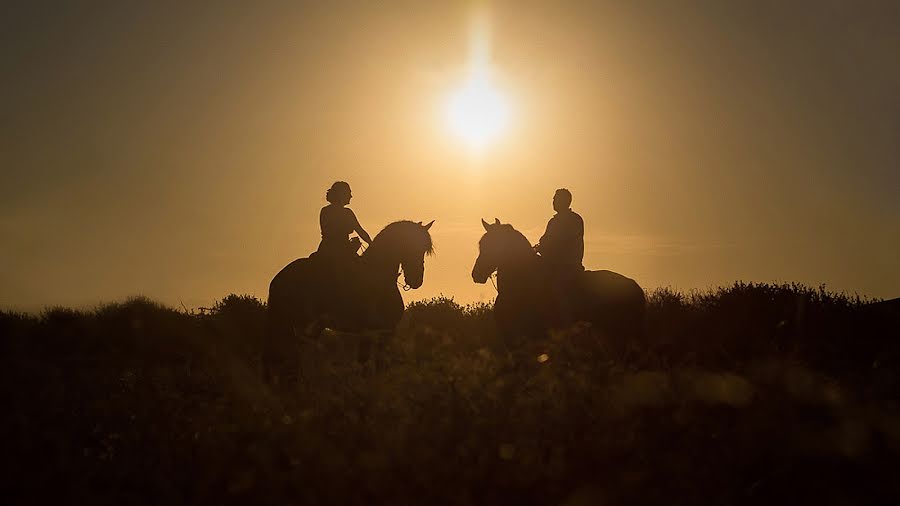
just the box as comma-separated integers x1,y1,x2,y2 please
2,1,898,310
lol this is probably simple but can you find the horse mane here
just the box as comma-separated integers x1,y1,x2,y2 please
372,220,434,256
480,223,533,253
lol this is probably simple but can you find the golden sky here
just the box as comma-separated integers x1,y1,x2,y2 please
2,1,899,310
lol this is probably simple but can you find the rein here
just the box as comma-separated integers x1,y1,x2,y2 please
358,235,412,291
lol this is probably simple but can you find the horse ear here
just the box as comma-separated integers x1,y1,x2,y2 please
423,220,434,231
494,218,500,225
481,218,491,231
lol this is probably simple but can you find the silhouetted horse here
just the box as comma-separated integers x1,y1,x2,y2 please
265,220,433,383
472,219,645,339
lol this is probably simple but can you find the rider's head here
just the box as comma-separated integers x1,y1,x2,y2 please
326,181,352,206
553,188,572,212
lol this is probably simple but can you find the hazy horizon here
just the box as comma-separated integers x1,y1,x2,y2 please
3,1,899,311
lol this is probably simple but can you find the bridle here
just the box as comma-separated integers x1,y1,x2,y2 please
356,234,418,292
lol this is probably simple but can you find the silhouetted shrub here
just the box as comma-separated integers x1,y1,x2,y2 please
0,283,896,505
203,294,267,356
210,293,266,318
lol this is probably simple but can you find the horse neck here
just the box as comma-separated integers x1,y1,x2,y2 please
497,245,539,288
361,238,401,279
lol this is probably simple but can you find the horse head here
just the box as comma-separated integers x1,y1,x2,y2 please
366,220,434,289
472,218,534,284
400,220,434,288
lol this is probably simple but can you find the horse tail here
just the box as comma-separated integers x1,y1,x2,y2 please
262,258,309,386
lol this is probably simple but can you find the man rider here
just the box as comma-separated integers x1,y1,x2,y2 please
535,188,584,322
535,188,584,274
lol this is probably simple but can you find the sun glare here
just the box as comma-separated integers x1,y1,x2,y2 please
445,74,510,150
444,3,511,151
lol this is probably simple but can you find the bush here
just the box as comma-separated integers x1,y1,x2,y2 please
1,284,897,505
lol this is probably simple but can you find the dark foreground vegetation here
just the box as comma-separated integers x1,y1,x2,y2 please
2,283,899,505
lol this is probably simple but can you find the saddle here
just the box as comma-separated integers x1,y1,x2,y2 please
311,238,364,289
536,255,583,285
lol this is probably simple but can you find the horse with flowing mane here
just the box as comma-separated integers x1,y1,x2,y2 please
472,218,645,338
265,220,433,382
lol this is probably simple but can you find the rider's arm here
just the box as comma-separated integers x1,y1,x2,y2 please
536,217,557,253
350,210,372,244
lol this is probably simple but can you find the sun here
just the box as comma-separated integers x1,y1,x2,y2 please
444,4,511,151
445,73,510,150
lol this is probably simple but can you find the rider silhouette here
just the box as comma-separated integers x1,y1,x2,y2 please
535,188,584,321
317,181,372,262
315,181,372,323
535,188,584,274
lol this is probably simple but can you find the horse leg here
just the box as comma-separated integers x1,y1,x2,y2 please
264,295,329,390
302,315,327,338
294,304,336,387
263,303,302,389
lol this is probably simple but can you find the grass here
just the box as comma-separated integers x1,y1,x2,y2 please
1,282,898,505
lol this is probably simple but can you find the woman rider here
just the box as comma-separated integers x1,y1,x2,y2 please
317,181,372,263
